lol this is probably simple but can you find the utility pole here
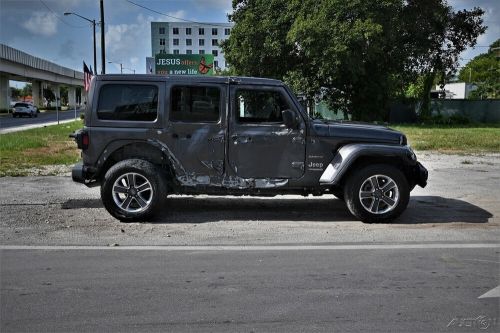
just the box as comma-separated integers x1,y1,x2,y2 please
100,0,105,74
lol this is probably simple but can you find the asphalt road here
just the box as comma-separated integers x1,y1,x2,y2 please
0,152,499,332
0,109,81,132
1,246,499,332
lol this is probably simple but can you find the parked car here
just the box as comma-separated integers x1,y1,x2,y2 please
71,75,428,223
11,102,37,118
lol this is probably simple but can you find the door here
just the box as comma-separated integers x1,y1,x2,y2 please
160,83,226,181
228,85,306,179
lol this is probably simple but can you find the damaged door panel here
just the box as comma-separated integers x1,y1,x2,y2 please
158,83,226,185
228,85,306,179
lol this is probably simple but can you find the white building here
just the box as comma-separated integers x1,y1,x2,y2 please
434,82,478,99
151,21,233,71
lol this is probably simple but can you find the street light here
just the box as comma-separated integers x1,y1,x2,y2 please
64,12,97,74
108,61,123,74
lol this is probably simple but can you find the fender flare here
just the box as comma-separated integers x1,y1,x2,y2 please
319,144,417,185
95,139,172,172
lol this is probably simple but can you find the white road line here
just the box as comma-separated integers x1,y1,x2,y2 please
0,243,499,251
478,285,500,299
463,259,500,264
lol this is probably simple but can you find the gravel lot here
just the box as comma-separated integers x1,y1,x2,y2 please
1,152,499,246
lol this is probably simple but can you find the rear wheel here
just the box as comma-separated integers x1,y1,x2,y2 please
101,159,167,222
344,164,409,223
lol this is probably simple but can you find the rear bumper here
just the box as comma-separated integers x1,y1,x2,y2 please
72,162,86,183
72,162,97,186
414,162,428,188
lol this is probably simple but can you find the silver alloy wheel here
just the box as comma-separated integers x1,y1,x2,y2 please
112,172,153,213
358,174,400,215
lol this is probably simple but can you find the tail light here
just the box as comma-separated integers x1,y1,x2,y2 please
81,132,89,150
70,129,89,150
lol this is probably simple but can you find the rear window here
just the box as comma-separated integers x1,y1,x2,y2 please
97,84,158,121
170,86,220,122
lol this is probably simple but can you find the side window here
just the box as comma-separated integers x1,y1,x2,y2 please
97,84,158,121
235,89,292,123
170,86,220,122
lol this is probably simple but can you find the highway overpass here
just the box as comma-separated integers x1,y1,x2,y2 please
0,44,84,110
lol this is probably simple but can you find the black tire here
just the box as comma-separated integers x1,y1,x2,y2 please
34,113,37,118
101,159,167,222
12,114,16,118
331,187,345,201
344,164,409,223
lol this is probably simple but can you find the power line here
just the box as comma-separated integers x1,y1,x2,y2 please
125,0,232,28
38,0,88,28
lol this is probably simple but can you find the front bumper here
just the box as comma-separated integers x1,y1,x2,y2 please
415,162,428,188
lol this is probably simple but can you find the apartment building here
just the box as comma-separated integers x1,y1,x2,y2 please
151,21,233,70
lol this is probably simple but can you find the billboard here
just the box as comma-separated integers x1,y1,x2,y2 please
155,54,215,75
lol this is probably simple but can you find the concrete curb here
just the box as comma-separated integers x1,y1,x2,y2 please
0,118,80,134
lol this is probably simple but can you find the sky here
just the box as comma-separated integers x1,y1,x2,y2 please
0,0,498,84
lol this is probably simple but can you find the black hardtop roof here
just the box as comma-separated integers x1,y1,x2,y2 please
94,74,284,86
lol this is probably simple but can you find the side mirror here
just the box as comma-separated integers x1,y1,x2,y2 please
282,109,299,129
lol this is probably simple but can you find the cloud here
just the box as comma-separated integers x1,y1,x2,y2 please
166,10,187,22
59,39,76,60
22,12,58,37
104,11,187,72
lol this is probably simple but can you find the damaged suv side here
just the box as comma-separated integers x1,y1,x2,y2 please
71,75,427,223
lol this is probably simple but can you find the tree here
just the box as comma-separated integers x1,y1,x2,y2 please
43,87,55,107
222,0,485,121
458,39,499,99
21,83,32,99
10,87,21,100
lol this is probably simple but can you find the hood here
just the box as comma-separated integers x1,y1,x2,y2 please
311,119,406,145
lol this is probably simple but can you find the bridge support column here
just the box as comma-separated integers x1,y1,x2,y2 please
53,84,60,108
32,80,42,108
68,86,76,108
0,74,9,111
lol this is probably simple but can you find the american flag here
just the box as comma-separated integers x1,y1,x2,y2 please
83,62,93,92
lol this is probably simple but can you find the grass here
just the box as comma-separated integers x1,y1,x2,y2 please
0,120,83,176
392,124,500,153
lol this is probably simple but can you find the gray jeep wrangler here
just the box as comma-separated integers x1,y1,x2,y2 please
71,75,427,223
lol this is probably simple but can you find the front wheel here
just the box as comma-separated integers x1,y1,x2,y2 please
344,164,409,223
101,159,167,222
